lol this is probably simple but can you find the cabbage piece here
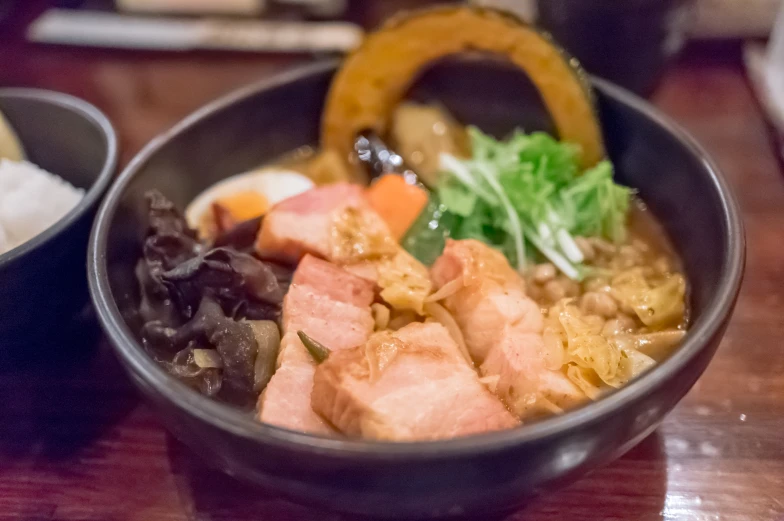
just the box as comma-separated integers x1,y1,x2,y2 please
566,364,602,400
548,301,630,387
611,269,686,329
378,249,433,314
329,205,398,264
612,330,686,362
605,339,656,388
424,301,471,365
568,334,621,382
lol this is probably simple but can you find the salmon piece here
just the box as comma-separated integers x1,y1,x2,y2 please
312,322,519,441
258,259,374,433
431,240,585,417
255,183,367,263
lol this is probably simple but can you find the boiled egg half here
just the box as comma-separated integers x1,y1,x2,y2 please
185,168,314,239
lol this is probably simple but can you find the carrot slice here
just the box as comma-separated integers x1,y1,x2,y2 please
366,175,429,240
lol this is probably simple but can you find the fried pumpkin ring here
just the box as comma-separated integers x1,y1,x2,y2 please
322,7,604,178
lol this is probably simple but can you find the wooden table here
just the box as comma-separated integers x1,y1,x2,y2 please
1,4,783,521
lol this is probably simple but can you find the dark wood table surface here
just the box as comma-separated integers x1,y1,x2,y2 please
1,3,783,520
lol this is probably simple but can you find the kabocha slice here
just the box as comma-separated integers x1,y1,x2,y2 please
321,6,605,180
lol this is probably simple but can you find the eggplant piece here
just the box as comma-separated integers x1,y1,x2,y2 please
389,103,470,187
248,320,281,392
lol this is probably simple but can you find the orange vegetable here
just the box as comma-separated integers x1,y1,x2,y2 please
366,174,429,240
216,191,269,222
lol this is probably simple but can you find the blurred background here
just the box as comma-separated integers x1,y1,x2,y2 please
0,0,782,159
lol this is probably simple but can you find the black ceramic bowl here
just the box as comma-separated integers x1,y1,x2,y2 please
88,60,744,518
0,89,117,351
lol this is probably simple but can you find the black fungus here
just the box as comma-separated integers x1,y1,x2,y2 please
173,298,258,402
213,215,263,251
136,190,290,406
161,247,285,321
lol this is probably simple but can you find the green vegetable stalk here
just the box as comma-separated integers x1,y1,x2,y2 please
298,330,331,364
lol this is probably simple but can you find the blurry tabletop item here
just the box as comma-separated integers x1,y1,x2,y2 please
474,0,783,95
0,1,783,521
746,1,784,164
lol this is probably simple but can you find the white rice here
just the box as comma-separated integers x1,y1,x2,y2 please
0,159,84,255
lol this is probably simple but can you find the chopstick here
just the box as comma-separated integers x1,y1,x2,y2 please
27,9,364,54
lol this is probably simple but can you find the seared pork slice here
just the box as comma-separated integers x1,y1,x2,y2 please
431,240,585,416
258,258,374,433
255,183,432,314
258,333,335,434
312,322,519,441
282,283,374,350
255,182,368,263
292,254,375,309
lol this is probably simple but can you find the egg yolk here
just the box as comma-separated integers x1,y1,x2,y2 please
216,191,269,221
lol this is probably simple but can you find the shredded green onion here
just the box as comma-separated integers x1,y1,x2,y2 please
410,127,634,280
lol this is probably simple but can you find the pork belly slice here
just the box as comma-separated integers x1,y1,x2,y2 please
255,182,367,263
431,240,585,416
312,322,519,441
257,333,335,434
291,254,375,310
257,258,374,434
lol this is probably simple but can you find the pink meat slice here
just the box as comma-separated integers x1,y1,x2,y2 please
255,182,367,264
257,256,374,434
292,254,375,307
431,239,585,417
312,322,519,441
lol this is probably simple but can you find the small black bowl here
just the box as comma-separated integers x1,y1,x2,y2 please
0,89,117,351
88,60,744,518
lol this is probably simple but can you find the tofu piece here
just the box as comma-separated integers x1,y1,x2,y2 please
258,258,374,433
312,322,519,441
431,240,586,416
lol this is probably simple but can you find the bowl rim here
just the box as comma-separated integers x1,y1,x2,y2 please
0,88,118,266
89,60,745,460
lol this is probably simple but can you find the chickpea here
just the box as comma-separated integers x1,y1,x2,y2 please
532,263,557,284
653,256,672,275
602,314,637,336
583,276,610,293
618,244,643,269
543,280,567,302
589,237,616,255
527,283,543,303
574,236,595,262
556,276,580,298
616,298,636,316
580,291,618,318
632,239,650,254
